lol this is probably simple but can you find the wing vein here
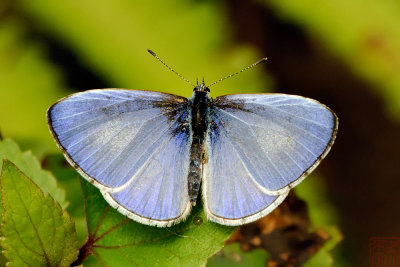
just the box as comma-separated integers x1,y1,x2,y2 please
98,110,183,181
219,107,328,143
92,91,131,100
65,97,121,102
74,109,177,168
216,109,287,182
250,121,320,158
112,110,187,191
75,122,136,165
55,100,131,120
94,111,175,177
234,163,261,218
59,106,176,147
65,117,131,149
230,101,331,129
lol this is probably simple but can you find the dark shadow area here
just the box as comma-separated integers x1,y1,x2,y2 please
229,192,329,266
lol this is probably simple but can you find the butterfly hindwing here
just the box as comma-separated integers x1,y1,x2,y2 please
103,123,192,226
47,89,192,226
203,93,337,224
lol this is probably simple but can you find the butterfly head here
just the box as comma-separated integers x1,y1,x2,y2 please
194,78,210,94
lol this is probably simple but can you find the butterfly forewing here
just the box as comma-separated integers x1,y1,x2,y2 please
47,89,192,226
210,94,338,195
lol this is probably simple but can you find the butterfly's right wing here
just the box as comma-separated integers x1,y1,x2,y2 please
47,89,192,226
203,93,337,226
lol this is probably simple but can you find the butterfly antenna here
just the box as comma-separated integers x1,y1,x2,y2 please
208,57,268,88
147,49,196,87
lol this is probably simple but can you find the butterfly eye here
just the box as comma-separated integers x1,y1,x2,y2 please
193,84,210,93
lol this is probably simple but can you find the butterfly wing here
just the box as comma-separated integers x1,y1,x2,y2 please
203,94,337,225
203,118,288,225
48,89,192,226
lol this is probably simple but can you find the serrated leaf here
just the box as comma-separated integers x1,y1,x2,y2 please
0,139,67,209
0,160,79,266
207,243,269,267
77,179,235,266
42,154,87,244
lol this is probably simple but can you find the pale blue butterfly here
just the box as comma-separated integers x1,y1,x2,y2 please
47,50,338,227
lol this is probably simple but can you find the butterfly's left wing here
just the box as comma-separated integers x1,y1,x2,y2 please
48,89,192,226
203,94,337,225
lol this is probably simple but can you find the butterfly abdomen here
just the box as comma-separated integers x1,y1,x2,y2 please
188,91,211,205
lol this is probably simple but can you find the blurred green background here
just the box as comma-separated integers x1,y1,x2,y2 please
1,0,400,266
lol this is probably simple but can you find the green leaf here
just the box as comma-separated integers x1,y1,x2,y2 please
0,139,67,209
0,160,79,266
207,243,269,267
42,154,87,244
78,178,235,266
296,176,345,266
303,226,343,267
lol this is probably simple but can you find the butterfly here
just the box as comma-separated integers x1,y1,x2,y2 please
47,50,338,227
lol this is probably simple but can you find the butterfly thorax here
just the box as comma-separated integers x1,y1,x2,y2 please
187,86,211,205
